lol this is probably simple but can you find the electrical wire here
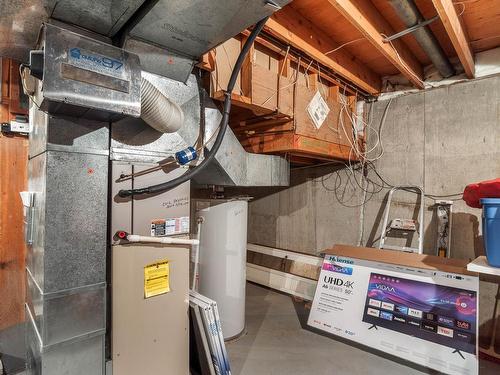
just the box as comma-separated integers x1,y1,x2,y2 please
254,30,464,209
324,38,364,55
381,33,427,88
259,30,371,98
118,16,270,197
19,64,46,112
302,83,464,208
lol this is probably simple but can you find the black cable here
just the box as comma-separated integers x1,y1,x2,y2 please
118,16,269,197
363,160,463,199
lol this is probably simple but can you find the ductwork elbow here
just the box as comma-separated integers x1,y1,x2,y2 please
141,76,184,133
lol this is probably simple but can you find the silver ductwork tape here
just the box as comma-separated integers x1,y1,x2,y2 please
141,76,184,133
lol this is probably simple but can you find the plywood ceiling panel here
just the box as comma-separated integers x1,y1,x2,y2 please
290,0,401,76
273,0,499,90
459,0,500,52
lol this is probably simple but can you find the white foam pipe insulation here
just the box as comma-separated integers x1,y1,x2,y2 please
141,76,184,133
127,234,199,245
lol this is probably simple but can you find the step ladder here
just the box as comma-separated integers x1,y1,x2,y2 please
378,186,425,254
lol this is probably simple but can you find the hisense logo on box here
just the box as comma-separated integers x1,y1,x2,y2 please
328,256,354,265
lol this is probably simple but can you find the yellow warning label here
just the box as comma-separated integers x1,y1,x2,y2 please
144,259,170,298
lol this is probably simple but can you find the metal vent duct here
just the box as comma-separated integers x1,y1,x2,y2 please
0,0,290,67
45,0,145,36
26,109,109,375
0,0,144,62
126,0,290,59
111,72,289,187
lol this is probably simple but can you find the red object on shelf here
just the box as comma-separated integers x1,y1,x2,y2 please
463,178,500,208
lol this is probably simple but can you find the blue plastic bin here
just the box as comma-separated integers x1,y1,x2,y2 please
481,198,500,267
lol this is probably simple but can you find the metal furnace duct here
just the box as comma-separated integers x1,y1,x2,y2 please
25,105,108,375
126,0,291,59
0,0,291,76
111,72,290,187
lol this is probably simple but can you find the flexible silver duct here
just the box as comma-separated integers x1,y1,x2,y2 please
389,0,455,78
141,76,184,133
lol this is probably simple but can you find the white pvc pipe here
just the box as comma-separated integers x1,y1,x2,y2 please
191,218,203,291
126,234,199,245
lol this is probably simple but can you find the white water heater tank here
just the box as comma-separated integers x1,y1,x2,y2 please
197,199,248,340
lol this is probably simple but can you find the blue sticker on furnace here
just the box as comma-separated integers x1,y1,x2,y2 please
69,47,123,71
70,47,81,59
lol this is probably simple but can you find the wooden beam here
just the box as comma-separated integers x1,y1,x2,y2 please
328,0,424,89
1,58,11,105
432,0,475,78
196,50,215,71
241,133,358,162
0,61,28,331
265,7,382,95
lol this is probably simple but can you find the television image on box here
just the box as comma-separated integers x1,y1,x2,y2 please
362,272,477,354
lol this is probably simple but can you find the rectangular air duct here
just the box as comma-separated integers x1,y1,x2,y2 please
127,0,290,59
123,0,291,81
25,105,109,375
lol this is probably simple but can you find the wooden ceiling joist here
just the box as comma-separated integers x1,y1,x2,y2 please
265,6,382,95
328,0,425,89
431,0,475,78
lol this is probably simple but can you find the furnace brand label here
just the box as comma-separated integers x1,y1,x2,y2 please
151,217,189,236
68,47,125,79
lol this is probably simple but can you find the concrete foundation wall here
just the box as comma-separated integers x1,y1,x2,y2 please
246,75,500,258
236,75,500,353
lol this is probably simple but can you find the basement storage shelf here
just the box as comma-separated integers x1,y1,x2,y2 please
200,35,362,165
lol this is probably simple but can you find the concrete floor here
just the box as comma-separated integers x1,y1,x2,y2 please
226,282,500,375
5,283,500,374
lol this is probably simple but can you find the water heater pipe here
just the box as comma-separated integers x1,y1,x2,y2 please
191,217,204,291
